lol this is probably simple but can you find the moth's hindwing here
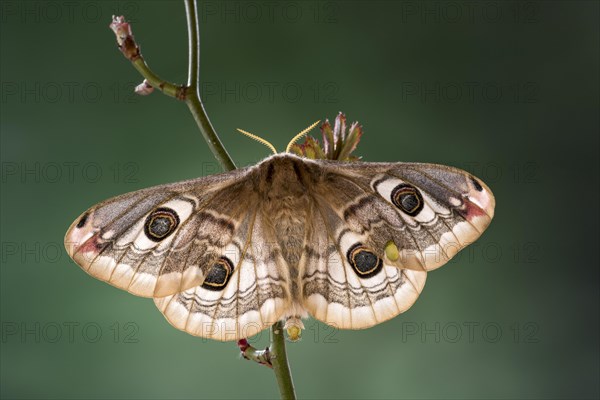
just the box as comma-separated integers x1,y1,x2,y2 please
300,195,428,330
154,208,292,341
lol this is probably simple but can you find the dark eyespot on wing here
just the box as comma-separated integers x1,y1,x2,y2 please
144,207,180,242
400,192,419,211
346,243,383,279
391,184,424,216
201,257,234,291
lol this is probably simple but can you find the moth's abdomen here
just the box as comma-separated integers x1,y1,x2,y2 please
267,196,309,292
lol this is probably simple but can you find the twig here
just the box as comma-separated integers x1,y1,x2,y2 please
237,322,297,399
109,2,296,399
109,16,185,99
237,339,273,368
109,5,236,170
183,0,236,171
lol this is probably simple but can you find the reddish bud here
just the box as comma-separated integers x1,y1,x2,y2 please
237,338,250,352
135,80,154,96
109,15,140,60
291,113,363,161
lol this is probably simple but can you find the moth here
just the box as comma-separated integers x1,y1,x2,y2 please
64,123,495,341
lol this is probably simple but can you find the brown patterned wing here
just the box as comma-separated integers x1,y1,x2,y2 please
318,161,495,271
153,207,292,341
300,160,495,328
300,194,427,329
64,167,261,298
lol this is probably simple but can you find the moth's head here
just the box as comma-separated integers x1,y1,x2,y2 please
256,154,311,197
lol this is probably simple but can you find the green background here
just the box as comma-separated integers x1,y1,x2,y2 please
1,1,598,399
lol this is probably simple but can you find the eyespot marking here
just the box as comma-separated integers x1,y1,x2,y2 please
144,207,180,242
76,213,89,228
347,243,383,278
201,257,234,291
391,184,424,216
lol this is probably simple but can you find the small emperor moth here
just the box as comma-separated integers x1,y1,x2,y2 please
65,121,495,341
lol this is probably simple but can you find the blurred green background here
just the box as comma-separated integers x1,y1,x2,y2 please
1,1,598,399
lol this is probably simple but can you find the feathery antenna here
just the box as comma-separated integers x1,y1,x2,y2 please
236,120,321,155
236,128,278,155
285,120,320,153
